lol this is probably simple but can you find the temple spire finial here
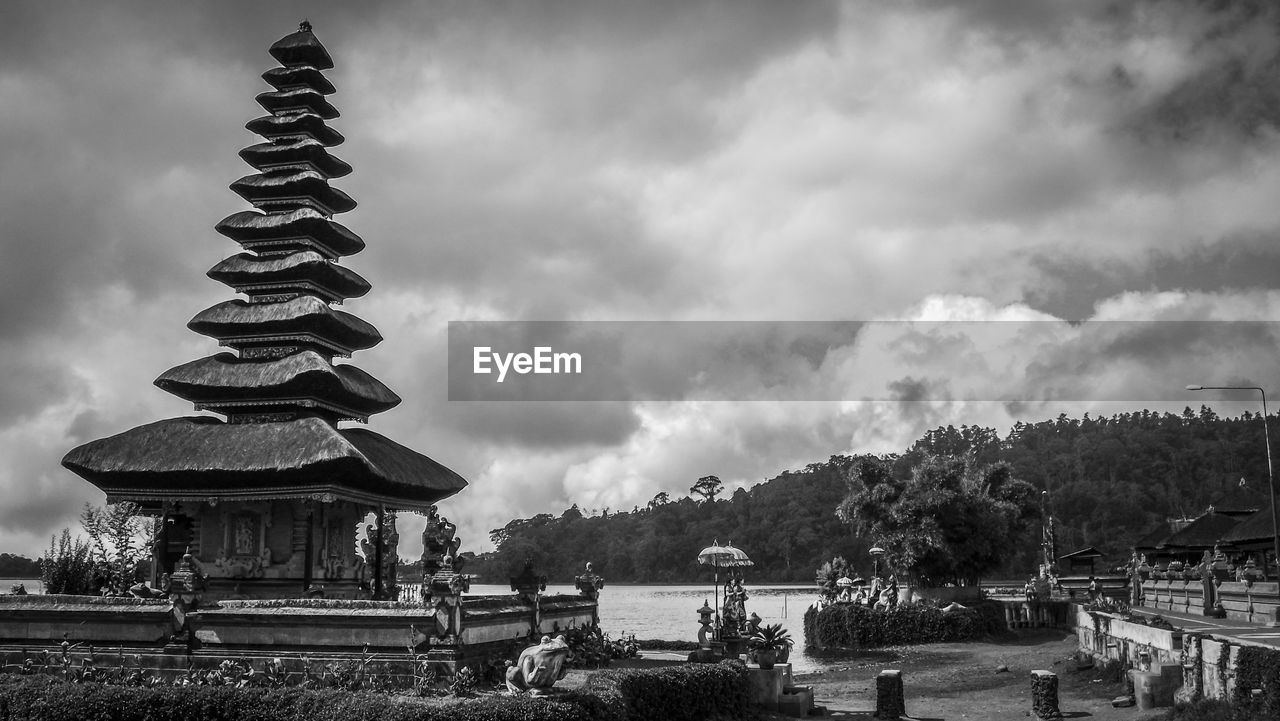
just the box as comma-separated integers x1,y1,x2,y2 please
299,19,313,33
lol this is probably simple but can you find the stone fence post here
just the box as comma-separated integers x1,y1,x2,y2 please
875,669,904,719
1031,670,1062,720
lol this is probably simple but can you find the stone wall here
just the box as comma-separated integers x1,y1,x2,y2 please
0,592,596,677
1075,608,1182,669
1076,607,1280,712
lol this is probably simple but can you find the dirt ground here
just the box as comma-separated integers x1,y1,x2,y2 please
562,630,1177,719
788,630,1170,720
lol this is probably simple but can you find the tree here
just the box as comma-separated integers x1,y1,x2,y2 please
814,556,853,600
647,491,671,511
836,455,1040,586
690,475,723,504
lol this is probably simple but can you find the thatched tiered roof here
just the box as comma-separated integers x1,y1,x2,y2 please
63,417,465,509
62,23,466,507
262,65,335,95
269,24,333,69
156,351,400,420
188,296,382,353
239,139,352,178
245,112,345,145
216,208,364,257
208,251,369,301
255,88,339,119
230,169,356,214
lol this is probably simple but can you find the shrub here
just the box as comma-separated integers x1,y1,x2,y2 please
584,659,749,721
804,601,994,648
1233,644,1280,721
450,665,478,697
40,530,94,596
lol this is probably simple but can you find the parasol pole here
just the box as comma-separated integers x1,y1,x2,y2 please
714,556,721,640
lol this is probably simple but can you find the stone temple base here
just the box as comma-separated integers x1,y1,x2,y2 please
0,593,596,679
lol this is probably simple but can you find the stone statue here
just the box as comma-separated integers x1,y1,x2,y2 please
161,551,206,644
420,506,458,578
505,634,571,696
574,561,605,601
721,573,748,638
423,551,470,640
1129,551,1143,606
380,510,400,598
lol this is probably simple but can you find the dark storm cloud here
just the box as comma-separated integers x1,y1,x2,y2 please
1026,232,1280,320
442,402,641,449
1122,1,1280,141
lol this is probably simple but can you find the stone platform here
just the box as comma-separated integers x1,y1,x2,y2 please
0,592,596,678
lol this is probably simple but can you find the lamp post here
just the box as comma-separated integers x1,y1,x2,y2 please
870,545,885,580
1187,384,1280,593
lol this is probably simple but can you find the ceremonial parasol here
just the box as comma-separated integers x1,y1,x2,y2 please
697,540,754,638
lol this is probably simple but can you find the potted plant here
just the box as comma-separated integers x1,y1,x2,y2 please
748,623,793,670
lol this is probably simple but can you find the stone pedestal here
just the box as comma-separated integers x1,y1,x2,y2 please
1031,670,1062,720
746,665,788,710
778,685,813,718
876,669,904,719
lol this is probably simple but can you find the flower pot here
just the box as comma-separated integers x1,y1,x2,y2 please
756,649,777,669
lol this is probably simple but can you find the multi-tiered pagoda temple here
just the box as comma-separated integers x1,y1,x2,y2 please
63,22,466,602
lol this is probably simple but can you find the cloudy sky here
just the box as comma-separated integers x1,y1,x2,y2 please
3,0,1280,560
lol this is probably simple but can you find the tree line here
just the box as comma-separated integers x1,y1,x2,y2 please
0,553,40,578
467,407,1275,584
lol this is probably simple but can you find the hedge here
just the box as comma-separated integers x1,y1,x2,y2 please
804,601,1003,648
583,659,749,721
0,659,751,721
0,675,599,721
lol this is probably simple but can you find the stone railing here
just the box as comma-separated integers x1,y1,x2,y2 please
1140,579,1280,625
0,594,174,646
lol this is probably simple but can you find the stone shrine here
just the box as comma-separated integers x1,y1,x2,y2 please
60,22,466,602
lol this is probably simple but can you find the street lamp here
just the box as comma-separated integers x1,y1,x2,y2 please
869,545,885,580
1186,384,1280,595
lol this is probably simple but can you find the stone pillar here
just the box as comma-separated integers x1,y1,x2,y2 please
1031,670,1062,720
875,669,904,719
1175,634,1203,705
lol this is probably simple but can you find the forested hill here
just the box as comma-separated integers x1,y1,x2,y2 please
465,407,1274,584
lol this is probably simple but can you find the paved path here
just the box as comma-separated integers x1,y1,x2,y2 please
1129,606,1280,648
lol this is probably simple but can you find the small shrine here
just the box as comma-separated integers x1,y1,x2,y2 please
61,22,467,603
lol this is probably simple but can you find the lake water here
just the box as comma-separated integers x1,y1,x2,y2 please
2,579,845,673
468,583,841,673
